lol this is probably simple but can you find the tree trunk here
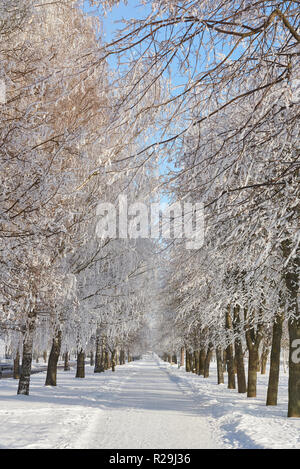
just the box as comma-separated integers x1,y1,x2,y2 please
64,351,70,371
204,343,213,378
199,349,206,376
95,336,105,372
266,313,283,406
120,349,125,365
233,306,247,393
192,350,199,373
245,310,263,398
216,347,224,384
194,350,200,374
111,349,116,372
185,350,191,372
75,349,85,378
247,346,259,397
105,349,110,369
256,353,261,372
13,350,20,380
288,317,300,417
282,240,300,417
260,343,269,375
180,347,185,367
45,329,62,386
235,341,247,393
225,308,236,389
17,312,36,395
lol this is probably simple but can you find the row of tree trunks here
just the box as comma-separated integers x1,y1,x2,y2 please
15,326,132,394
166,301,290,412
183,346,214,378
94,336,128,373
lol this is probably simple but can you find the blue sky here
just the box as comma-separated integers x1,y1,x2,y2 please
84,1,149,43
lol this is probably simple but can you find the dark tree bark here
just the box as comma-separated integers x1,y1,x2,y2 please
185,350,191,372
90,351,94,367
233,306,247,393
225,307,236,389
247,346,259,397
75,349,85,378
256,353,261,372
199,349,206,376
260,342,269,375
17,311,36,395
64,351,70,371
191,351,196,373
216,347,224,384
283,243,300,417
105,349,110,369
120,349,125,365
266,313,284,406
94,336,100,370
245,319,263,398
288,316,300,417
203,343,213,378
94,336,105,372
45,329,62,386
13,350,20,380
281,240,300,417
222,350,227,372
194,350,200,374
111,349,116,372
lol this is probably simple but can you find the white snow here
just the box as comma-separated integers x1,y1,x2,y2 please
159,357,300,449
0,353,299,449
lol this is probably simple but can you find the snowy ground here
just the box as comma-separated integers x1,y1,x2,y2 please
0,353,299,449
159,356,300,449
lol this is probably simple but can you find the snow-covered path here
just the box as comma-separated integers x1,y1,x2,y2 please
77,354,219,449
1,353,299,449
